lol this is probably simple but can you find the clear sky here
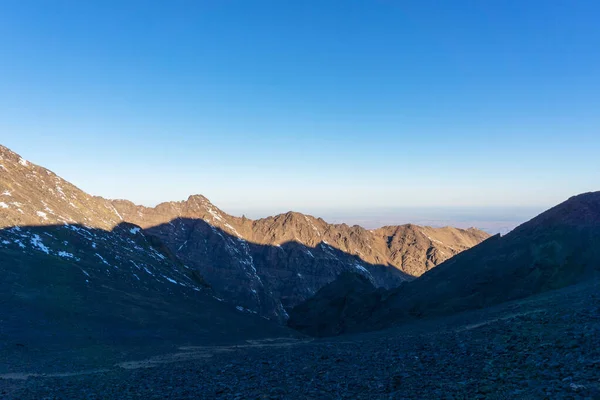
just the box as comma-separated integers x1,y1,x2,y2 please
0,1,598,221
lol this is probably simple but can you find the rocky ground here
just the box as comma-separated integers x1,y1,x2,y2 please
2,279,599,399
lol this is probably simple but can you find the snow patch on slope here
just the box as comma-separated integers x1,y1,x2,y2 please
30,234,50,254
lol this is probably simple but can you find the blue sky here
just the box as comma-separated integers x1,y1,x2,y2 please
0,1,598,223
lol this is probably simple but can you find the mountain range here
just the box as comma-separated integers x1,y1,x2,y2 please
2,143,600,399
0,144,488,322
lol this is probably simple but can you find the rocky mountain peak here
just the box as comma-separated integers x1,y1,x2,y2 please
0,148,122,231
185,194,214,207
517,191,600,232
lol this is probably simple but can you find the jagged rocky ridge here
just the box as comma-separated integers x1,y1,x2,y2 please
0,144,488,321
289,191,600,335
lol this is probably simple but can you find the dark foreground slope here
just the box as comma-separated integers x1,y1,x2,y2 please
289,192,600,336
0,144,300,383
3,277,599,399
0,222,298,376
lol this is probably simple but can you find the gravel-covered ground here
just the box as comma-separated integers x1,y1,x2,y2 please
2,279,599,399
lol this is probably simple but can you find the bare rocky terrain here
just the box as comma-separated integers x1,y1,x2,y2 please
2,144,598,399
2,278,599,399
0,144,488,321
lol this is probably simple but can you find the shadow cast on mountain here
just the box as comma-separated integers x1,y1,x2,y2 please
139,217,411,322
0,217,410,350
0,221,303,369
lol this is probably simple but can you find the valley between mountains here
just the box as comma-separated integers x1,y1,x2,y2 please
1,143,599,399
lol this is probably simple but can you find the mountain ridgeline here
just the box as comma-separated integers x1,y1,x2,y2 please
0,144,489,322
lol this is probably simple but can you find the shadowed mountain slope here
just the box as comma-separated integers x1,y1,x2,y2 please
0,222,298,367
1,144,488,321
287,271,387,337
139,217,412,322
289,192,600,335
109,200,487,322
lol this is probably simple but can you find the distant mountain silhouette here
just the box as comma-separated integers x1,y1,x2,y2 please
289,192,600,335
